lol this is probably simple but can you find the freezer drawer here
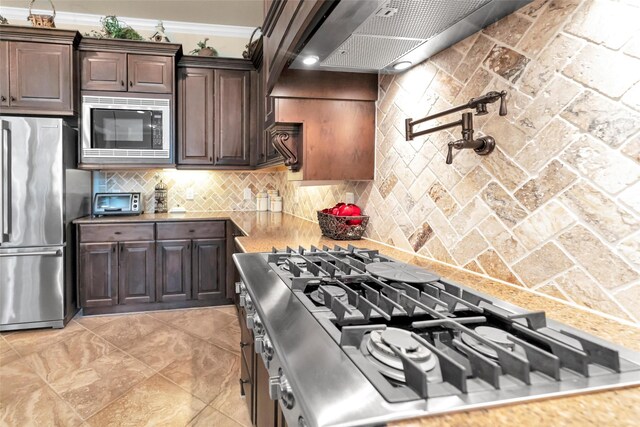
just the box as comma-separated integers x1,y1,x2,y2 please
0,247,64,330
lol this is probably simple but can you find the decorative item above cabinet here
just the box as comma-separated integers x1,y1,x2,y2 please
0,26,79,116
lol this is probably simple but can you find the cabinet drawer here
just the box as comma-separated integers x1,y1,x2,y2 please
156,221,225,240
79,223,155,243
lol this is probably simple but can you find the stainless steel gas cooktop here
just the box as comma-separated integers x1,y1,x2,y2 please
233,245,640,427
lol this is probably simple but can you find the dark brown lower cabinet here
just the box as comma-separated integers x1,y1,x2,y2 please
241,353,254,421
277,406,288,427
237,296,288,427
156,240,192,302
79,242,118,308
77,221,231,314
118,241,155,304
192,239,226,301
255,346,277,427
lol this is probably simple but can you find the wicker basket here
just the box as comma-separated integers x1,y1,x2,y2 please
28,0,56,28
317,211,369,240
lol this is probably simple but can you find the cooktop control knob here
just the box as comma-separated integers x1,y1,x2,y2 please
235,281,245,294
269,375,282,401
262,336,274,361
253,316,264,336
245,295,254,312
246,312,255,329
255,336,264,354
280,375,295,410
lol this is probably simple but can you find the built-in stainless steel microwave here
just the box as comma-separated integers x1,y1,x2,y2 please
81,94,171,163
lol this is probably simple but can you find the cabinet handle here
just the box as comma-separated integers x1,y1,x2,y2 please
1,95,5,102
120,80,124,86
114,231,122,235
209,156,213,162
240,341,249,348
129,81,133,87
189,229,195,233
10,96,16,102
112,246,116,253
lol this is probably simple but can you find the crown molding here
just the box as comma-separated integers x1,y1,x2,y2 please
0,6,257,38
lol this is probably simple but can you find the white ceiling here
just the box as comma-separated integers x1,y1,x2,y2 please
0,0,264,27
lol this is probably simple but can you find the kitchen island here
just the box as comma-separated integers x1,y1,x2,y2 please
76,211,639,425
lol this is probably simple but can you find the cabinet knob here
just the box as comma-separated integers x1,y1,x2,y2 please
1,95,5,102
209,156,212,162
121,80,124,86
10,96,16,102
129,81,133,87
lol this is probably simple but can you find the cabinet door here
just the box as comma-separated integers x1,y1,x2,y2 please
118,241,155,304
81,51,127,91
177,67,214,165
277,405,288,427
156,240,192,302
127,54,173,93
240,352,254,424
79,242,118,308
255,357,277,427
8,42,72,112
0,41,8,107
192,239,226,301
214,69,250,166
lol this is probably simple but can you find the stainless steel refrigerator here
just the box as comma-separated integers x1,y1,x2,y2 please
0,117,91,331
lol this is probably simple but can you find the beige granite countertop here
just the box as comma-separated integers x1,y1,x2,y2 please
74,211,640,425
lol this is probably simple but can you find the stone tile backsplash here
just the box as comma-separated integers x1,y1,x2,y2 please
97,169,279,213
104,0,640,324
279,0,640,323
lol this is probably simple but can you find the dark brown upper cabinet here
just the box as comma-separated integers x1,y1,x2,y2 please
269,69,378,181
128,54,173,93
214,69,250,166
81,52,173,94
0,27,79,116
79,37,181,96
177,67,215,165
0,41,9,107
81,51,127,91
176,56,254,169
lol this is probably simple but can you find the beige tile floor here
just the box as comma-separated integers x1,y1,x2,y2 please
0,306,251,427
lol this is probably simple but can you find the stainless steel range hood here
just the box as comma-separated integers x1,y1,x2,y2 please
290,0,532,73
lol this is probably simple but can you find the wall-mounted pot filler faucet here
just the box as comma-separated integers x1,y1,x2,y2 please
405,90,508,164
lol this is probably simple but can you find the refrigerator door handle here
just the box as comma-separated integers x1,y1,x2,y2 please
0,249,62,257
1,119,10,244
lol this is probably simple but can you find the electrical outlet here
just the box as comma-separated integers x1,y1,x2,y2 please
186,188,195,200
244,188,252,200
346,192,355,204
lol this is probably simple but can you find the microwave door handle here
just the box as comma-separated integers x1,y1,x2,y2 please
1,120,10,244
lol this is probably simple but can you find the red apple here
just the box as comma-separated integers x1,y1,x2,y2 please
346,204,363,225
337,204,354,216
